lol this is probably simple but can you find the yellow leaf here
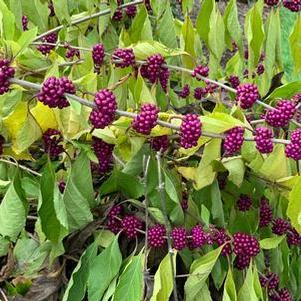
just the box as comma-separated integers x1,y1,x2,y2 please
177,167,197,182
31,102,58,132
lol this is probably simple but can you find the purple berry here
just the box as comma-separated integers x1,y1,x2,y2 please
272,218,290,235
257,63,265,75
126,5,137,18
259,198,273,228
283,0,301,11
121,215,143,239
236,195,252,212
132,103,159,135
259,271,279,290
204,82,219,94
150,135,169,152
37,33,57,55
178,85,190,98
58,180,66,193
285,142,301,161
22,15,28,31
290,128,301,145
286,226,301,246
112,48,135,68
192,65,209,79
147,224,166,248
244,50,249,60
92,137,114,173
89,110,115,129
234,254,251,270
212,228,232,256
228,75,240,89
92,43,105,67
112,8,123,21
144,54,165,84
159,66,170,92
94,89,117,115
224,126,245,155
0,59,15,95
171,227,187,250
190,225,208,248
180,114,202,149
265,100,296,128
144,0,152,11
181,199,188,210
233,232,260,257
270,288,292,301
66,47,80,60
236,83,259,109
107,205,123,234
42,128,64,158
254,127,274,154
194,87,206,100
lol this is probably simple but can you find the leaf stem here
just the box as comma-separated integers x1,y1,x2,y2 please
0,158,42,177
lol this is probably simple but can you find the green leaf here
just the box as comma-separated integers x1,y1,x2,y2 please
52,0,70,24
211,180,224,227
63,152,94,232
0,172,27,241
259,236,285,250
150,0,168,17
39,162,68,243
134,73,156,105
63,243,98,301
150,252,177,301
0,236,10,257
87,236,122,301
113,252,144,301
223,269,237,301
289,15,301,74
287,176,301,233
184,247,222,301
265,81,301,100
237,264,257,301
222,157,245,187
0,0,15,40
17,27,38,56
181,15,195,68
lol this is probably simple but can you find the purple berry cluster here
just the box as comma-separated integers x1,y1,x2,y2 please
112,8,123,21
0,59,15,95
171,227,187,250
283,0,301,11
265,100,296,128
194,87,206,100
92,137,114,173
236,83,259,109
42,128,64,158
211,228,232,256
228,75,240,89
22,15,28,31
190,225,208,249
58,180,66,193
260,271,279,290
132,103,159,135
272,218,290,235
148,224,166,248
121,215,143,239
264,0,279,6
256,63,265,75
285,128,301,160
65,46,80,60
192,65,209,79
259,198,273,227
37,33,57,55
112,48,135,68
180,114,202,149
224,126,245,155
92,43,105,71
236,195,252,211
254,127,274,154
125,5,137,18
107,205,124,234
38,76,75,109
89,89,117,129
150,135,169,152
270,288,292,301
178,85,190,98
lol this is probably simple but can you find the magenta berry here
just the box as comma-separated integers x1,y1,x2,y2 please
180,114,202,149
259,198,273,228
236,195,252,212
112,8,123,21
145,53,165,84
204,82,219,94
236,83,259,109
59,77,76,95
194,87,206,100
234,254,251,270
192,65,209,79
0,59,15,95
37,33,57,55
254,127,274,154
66,47,80,60
89,110,115,129
224,127,244,155
58,180,66,193
121,215,143,239
107,205,123,234
285,142,301,160
42,129,64,158
22,15,28,31
171,227,187,250
265,100,296,128
233,232,260,257
270,288,293,301
228,75,240,89
112,48,135,68
213,228,232,256
94,89,117,115
92,43,105,67
132,103,159,135
92,137,114,173
290,128,301,145
286,226,301,246
181,199,188,210
272,218,290,235
150,135,169,152
259,271,279,290
190,225,208,248
159,66,170,92
256,63,265,75
126,5,137,18
283,0,301,12
178,85,190,98
147,224,166,248
144,0,152,10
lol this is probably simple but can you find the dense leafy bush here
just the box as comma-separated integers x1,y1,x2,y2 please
0,0,301,300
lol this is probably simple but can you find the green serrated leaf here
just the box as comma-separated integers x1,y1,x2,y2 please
259,235,285,250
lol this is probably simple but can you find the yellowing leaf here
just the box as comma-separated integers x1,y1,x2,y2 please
287,176,301,234
31,102,58,132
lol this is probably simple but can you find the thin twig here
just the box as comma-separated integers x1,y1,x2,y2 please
0,158,42,177
0,288,8,301
156,152,179,301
